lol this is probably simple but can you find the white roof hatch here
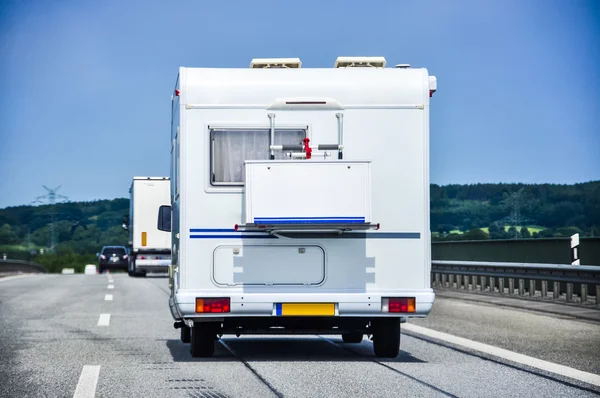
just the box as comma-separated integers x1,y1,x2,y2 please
334,56,386,68
250,58,302,69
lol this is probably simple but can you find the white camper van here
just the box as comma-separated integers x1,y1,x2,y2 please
127,177,172,277
161,56,437,358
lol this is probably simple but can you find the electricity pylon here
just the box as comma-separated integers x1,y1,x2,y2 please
31,185,69,251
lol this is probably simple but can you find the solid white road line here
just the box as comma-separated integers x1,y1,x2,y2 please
403,323,600,387
0,274,34,283
73,365,100,398
104,294,113,301
107,284,114,289
97,314,110,327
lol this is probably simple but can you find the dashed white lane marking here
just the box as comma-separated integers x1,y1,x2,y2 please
97,314,110,327
107,284,114,289
73,365,100,398
403,323,600,387
104,294,113,301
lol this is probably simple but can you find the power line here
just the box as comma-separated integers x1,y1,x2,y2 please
31,185,69,251
502,188,532,239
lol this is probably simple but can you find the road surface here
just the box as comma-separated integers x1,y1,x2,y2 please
1,274,599,397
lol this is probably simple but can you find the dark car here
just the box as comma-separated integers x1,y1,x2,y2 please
97,246,129,273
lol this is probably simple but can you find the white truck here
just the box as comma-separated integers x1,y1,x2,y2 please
159,56,437,358
126,177,172,277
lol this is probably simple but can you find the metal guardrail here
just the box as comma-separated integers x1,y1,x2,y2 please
0,259,48,274
431,260,600,305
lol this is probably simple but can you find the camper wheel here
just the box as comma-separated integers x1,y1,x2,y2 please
180,325,191,343
190,324,217,357
372,318,401,358
342,333,363,343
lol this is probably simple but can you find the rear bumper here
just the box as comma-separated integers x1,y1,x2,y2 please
99,262,128,269
134,259,170,272
169,290,435,322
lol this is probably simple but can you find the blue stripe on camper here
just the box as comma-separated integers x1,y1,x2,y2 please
254,217,365,220
190,235,277,239
363,232,421,239
276,303,282,316
254,217,366,224
188,228,276,239
190,228,237,233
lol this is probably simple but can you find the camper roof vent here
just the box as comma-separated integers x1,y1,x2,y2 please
250,58,302,69
395,64,411,68
334,56,386,68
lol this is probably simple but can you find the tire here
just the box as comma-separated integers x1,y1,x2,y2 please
190,324,217,357
372,318,401,358
181,325,191,343
342,333,363,343
98,267,104,274
128,259,143,277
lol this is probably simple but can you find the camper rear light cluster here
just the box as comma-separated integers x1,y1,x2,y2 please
196,298,230,313
381,297,416,313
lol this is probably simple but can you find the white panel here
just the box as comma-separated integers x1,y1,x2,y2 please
213,245,325,285
181,68,429,107
245,160,371,224
571,233,579,248
131,178,171,251
181,108,428,292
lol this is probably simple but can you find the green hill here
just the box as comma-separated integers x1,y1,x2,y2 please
0,181,599,270
0,199,129,271
430,181,600,241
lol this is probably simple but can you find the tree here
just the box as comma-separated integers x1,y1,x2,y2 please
461,218,472,232
520,226,531,238
488,223,505,240
463,228,490,240
0,224,18,245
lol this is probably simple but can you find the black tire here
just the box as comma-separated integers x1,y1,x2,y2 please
128,259,144,277
181,325,191,343
98,267,104,274
190,324,217,357
372,318,401,358
342,333,363,343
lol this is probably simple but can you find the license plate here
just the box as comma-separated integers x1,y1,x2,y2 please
275,303,335,316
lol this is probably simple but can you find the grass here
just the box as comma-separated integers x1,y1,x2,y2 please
479,225,545,234
438,226,547,235
0,244,42,253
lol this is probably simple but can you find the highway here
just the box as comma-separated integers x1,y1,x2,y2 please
1,274,599,398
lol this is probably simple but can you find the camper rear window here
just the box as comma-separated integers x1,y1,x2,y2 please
210,128,305,185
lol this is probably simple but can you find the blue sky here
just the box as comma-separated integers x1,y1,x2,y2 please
0,0,598,208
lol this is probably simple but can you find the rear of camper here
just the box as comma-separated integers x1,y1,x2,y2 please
128,177,171,276
163,56,437,358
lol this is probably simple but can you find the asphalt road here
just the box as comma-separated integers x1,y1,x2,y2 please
1,273,599,398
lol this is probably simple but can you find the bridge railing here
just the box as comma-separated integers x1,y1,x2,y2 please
431,260,600,305
0,259,48,274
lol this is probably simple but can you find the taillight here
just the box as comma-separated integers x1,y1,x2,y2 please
381,297,416,313
196,298,230,313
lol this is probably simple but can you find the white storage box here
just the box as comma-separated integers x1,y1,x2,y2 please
242,160,376,231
